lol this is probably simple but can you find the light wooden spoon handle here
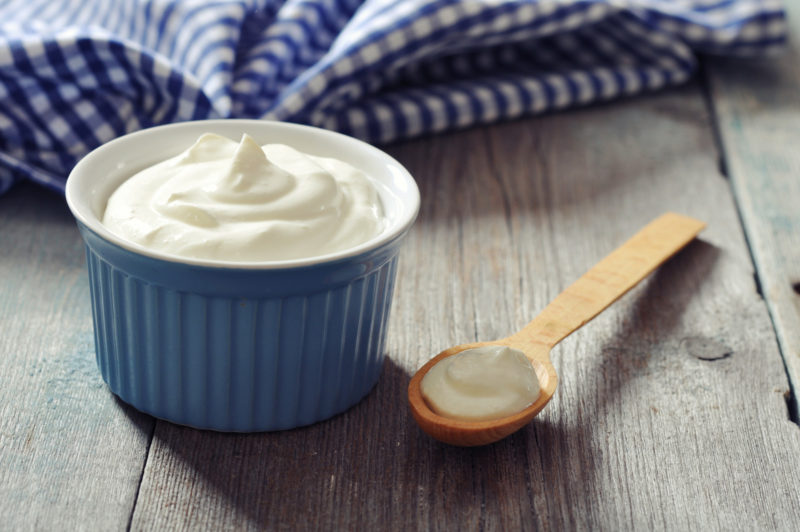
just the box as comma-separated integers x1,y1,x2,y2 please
511,212,706,351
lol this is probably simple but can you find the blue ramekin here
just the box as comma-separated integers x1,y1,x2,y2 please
65,120,419,431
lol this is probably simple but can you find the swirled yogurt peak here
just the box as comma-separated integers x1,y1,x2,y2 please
102,133,387,262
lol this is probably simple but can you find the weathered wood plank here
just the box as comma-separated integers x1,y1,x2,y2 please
129,84,800,530
703,1,800,419
0,184,153,530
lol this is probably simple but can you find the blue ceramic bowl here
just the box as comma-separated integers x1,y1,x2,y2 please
65,120,419,431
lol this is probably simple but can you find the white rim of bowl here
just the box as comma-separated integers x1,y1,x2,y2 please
65,120,420,270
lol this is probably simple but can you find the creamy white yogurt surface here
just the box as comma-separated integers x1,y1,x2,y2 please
420,345,540,421
102,133,386,262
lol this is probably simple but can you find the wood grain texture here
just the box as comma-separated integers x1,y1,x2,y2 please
703,1,800,419
0,185,154,530
127,85,800,530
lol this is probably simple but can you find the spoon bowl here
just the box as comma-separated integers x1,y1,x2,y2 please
408,212,706,446
408,339,558,446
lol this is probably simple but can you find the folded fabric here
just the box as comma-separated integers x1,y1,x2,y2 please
0,0,787,195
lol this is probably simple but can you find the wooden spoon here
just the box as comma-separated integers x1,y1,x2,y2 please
408,212,706,446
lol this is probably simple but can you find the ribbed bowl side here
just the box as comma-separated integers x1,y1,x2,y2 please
84,245,400,432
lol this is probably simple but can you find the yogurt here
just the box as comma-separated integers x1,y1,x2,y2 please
102,133,386,262
420,345,540,421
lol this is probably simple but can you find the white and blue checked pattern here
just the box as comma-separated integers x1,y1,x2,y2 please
0,0,787,195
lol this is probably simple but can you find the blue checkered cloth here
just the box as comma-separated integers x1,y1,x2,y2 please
0,0,787,195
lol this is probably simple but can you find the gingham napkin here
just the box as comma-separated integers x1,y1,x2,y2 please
0,0,786,195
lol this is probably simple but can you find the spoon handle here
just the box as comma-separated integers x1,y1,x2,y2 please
513,212,705,350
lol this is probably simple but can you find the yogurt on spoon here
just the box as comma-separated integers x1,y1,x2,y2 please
420,345,540,421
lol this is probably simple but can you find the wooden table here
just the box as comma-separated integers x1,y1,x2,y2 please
4,9,800,531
